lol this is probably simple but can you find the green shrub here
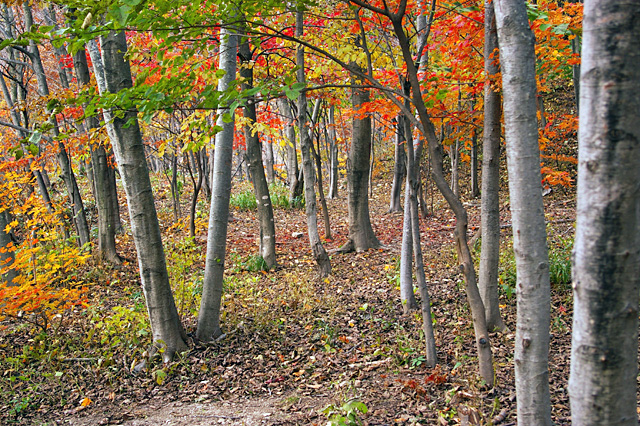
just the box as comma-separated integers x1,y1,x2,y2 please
230,188,257,211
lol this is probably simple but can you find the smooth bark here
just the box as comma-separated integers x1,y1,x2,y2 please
495,0,552,423
99,31,187,359
327,105,339,199
389,114,406,213
569,1,640,424
239,29,277,268
196,24,238,340
478,0,506,332
296,10,331,277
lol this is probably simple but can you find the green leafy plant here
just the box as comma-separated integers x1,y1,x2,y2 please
230,187,257,211
322,399,368,426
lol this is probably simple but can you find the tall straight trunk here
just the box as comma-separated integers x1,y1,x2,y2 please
99,31,186,359
478,0,506,332
338,70,381,253
296,10,331,277
404,119,437,366
328,104,339,199
312,123,332,240
569,1,640,424
494,0,552,423
389,114,406,212
264,137,275,184
470,126,479,198
277,98,302,204
196,24,238,340
73,44,121,264
24,3,90,248
239,27,277,268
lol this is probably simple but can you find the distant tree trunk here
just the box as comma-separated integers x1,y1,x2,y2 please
478,0,506,332
337,69,381,253
0,208,18,286
312,118,332,240
296,10,331,277
24,3,90,248
239,28,277,268
328,104,339,199
470,121,479,198
170,154,181,221
449,140,460,197
569,1,640,425
99,31,186,360
389,114,406,213
186,150,203,238
278,98,303,205
495,0,552,423
399,154,418,313
196,24,238,341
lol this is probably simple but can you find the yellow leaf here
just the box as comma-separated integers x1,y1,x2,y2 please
80,397,92,407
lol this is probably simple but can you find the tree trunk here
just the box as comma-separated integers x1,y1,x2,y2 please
494,0,551,423
186,150,203,239
312,119,332,241
569,1,640,424
478,0,506,332
0,206,18,286
99,31,187,359
389,114,406,213
338,70,381,253
24,3,90,248
74,44,121,264
264,136,275,184
404,118,437,367
296,10,331,277
239,28,277,268
278,98,302,205
196,24,238,341
328,104,339,199
390,13,494,386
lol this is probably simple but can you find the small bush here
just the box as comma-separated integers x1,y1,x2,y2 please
230,188,257,211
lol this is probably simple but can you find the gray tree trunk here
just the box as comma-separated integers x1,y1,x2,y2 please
239,27,277,268
196,24,238,340
73,45,121,264
0,204,18,286
389,114,406,213
494,0,552,423
569,1,640,424
338,71,381,253
478,0,506,332
328,104,339,199
277,98,302,205
296,11,331,277
99,31,187,359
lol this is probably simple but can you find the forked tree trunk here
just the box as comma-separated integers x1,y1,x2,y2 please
99,31,186,360
338,71,381,253
495,0,551,423
478,0,506,332
239,27,277,268
569,1,640,424
197,24,238,340
296,10,331,277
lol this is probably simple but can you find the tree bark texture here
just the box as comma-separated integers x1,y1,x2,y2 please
197,25,238,340
569,1,640,425
100,31,187,359
478,0,506,332
328,105,339,199
277,98,302,205
296,11,331,277
494,0,552,423
239,29,277,268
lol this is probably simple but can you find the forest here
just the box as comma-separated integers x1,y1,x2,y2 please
0,0,638,424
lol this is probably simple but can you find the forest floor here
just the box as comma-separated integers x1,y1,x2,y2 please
0,165,580,425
